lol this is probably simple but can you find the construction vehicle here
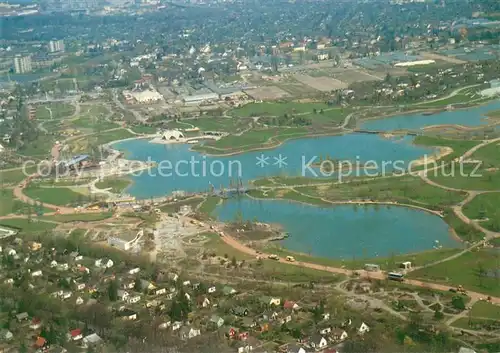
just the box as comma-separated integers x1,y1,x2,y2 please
268,254,279,261
286,256,295,262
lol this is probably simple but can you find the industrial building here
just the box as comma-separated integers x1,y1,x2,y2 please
480,79,500,97
182,92,219,104
14,55,32,74
123,89,163,104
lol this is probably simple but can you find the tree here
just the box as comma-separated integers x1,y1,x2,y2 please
231,256,237,267
433,309,444,320
451,295,466,310
134,276,142,292
108,280,118,301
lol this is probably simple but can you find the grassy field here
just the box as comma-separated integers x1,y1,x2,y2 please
199,196,222,215
0,167,36,185
442,209,484,242
264,245,461,271
95,177,131,194
463,192,500,232
231,102,331,117
42,212,113,223
23,186,87,206
415,94,474,108
429,165,500,191
470,141,500,168
413,136,479,162
35,103,75,120
159,197,204,214
0,189,30,216
469,301,500,319
70,117,119,131
129,125,157,134
194,127,309,154
0,218,58,233
409,249,500,296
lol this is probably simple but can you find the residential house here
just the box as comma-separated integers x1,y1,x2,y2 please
127,295,141,304
0,329,13,341
232,306,249,317
34,336,47,350
140,279,156,291
75,297,84,305
95,258,113,268
238,331,249,341
260,296,280,306
30,318,42,330
58,263,69,271
50,260,58,268
182,280,191,286
236,342,254,353
169,273,179,282
241,317,256,329
31,270,43,277
117,290,129,301
172,321,182,331
158,321,171,329
222,286,237,295
284,300,300,311
5,247,15,256
197,297,211,308
82,333,103,348
319,327,331,335
322,313,330,321
61,291,72,300
75,282,85,291
128,267,140,275
331,329,348,342
16,312,29,322
309,334,328,351
208,286,216,294
358,322,370,335
227,327,237,339
119,309,137,321
278,314,292,325
29,242,42,251
146,299,161,308
261,310,279,321
288,344,307,353
68,329,83,341
69,251,82,261
155,287,166,295
122,280,135,289
210,315,224,328
179,327,200,340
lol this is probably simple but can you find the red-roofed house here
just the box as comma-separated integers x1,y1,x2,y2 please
69,328,83,341
30,318,42,330
34,336,47,349
283,300,300,310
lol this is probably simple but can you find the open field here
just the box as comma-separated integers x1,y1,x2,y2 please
0,218,58,233
95,177,131,194
231,102,330,117
243,86,290,101
293,73,348,91
0,167,36,185
159,197,204,214
0,189,30,216
23,186,87,206
35,103,75,120
471,141,500,168
409,249,500,296
463,193,500,232
413,136,480,162
42,212,114,223
191,117,251,133
332,69,382,84
429,165,500,191
469,300,500,319
199,196,222,215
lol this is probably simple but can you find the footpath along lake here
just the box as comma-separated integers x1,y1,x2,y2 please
360,99,500,131
113,133,432,197
214,198,460,259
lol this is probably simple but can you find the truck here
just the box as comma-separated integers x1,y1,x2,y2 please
268,254,279,261
286,256,295,262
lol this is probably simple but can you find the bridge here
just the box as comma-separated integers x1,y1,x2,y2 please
353,129,420,136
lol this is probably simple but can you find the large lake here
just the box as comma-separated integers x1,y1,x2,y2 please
113,133,432,197
360,99,500,131
214,198,460,259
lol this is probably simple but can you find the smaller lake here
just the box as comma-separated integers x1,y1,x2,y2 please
360,99,500,131
215,198,461,259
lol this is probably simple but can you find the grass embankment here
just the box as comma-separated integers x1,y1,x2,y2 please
0,189,52,217
409,249,500,296
203,232,343,283
191,117,252,133
199,196,222,215
95,177,131,194
264,245,461,272
23,186,87,206
413,136,479,162
463,193,500,232
0,218,58,233
193,127,310,155
42,212,113,223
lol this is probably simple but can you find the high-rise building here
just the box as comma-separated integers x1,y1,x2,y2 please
49,40,65,53
14,55,32,74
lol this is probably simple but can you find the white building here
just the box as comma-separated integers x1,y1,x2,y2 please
107,230,142,251
49,40,65,53
182,93,219,104
358,322,370,334
14,55,32,74
161,129,185,141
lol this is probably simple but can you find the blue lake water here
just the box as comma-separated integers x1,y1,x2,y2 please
360,99,500,131
113,133,433,197
215,198,460,258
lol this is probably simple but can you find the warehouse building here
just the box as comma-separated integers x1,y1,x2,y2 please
182,93,219,104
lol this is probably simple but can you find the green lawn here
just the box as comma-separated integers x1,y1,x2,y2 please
35,103,75,120
0,189,29,216
231,102,330,117
0,167,36,185
70,117,119,131
471,142,500,168
463,192,500,232
92,129,134,145
429,165,500,191
442,209,484,242
0,218,58,233
23,186,87,206
469,301,500,319
95,177,131,194
42,212,113,223
413,136,479,162
17,134,58,157
129,125,157,134
199,196,222,215
159,197,204,214
191,117,251,133
409,249,500,296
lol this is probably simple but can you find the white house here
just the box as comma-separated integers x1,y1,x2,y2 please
172,321,182,331
58,263,69,271
358,322,370,335
31,270,43,277
82,333,103,348
95,258,113,268
162,130,185,141
117,290,129,301
208,286,216,294
185,292,191,301
287,345,306,353
5,248,16,256
76,297,84,305
332,329,348,342
309,335,328,350
319,327,331,335
182,280,191,286
61,291,72,300
128,267,140,275
76,283,85,291
128,295,141,304
158,321,171,329
50,260,58,268
155,288,166,295
200,297,211,308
